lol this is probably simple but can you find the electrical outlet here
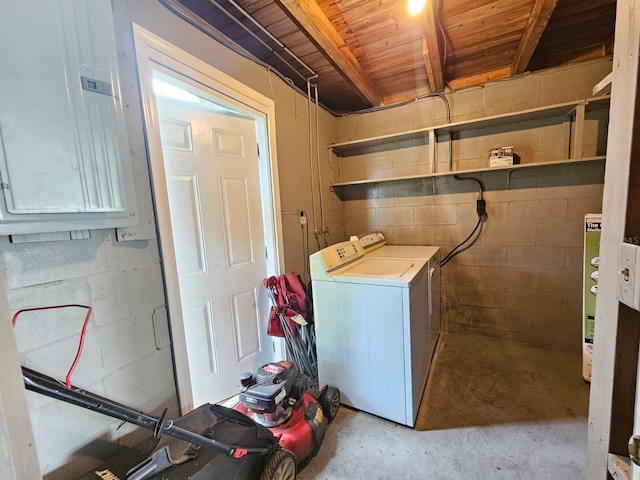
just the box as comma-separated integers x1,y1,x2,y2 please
618,243,640,310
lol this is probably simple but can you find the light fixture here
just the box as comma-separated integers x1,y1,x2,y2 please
408,0,426,15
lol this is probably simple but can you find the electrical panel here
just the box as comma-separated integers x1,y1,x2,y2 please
0,0,137,234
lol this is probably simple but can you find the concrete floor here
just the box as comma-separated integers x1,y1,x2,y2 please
298,332,590,480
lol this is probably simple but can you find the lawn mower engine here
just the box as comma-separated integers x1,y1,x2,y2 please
234,361,340,466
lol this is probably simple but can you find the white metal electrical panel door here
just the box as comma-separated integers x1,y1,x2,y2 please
0,0,136,233
157,98,273,406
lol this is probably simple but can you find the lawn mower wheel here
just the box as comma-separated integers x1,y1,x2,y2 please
319,386,340,422
260,448,296,480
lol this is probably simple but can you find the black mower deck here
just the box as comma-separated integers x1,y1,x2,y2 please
77,403,278,480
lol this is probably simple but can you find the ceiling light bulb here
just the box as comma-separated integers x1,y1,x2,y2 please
408,0,426,15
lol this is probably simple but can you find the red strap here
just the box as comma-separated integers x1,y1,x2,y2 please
231,448,248,458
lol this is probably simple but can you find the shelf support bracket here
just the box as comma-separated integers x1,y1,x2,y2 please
571,103,586,160
429,130,437,173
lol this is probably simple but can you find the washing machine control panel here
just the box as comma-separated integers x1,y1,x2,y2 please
350,231,387,253
312,240,365,274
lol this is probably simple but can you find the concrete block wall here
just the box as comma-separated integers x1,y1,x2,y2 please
337,58,611,143
273,90,341,285
3,231,175,479
341,161,604,351
336,58,611,352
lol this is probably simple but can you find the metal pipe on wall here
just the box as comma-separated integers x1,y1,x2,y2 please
307,78,319,238
315,84,326,234
224,0,316,77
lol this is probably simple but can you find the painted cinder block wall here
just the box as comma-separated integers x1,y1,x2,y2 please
335,58,611,351
2,1,339,478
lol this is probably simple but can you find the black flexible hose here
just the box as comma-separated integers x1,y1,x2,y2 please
440,175,486,267
453,175,484,197
440,216,483,267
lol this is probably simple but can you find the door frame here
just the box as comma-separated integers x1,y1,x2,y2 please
133,24,285,414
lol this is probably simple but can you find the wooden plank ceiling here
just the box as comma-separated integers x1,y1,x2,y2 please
164,0,616,114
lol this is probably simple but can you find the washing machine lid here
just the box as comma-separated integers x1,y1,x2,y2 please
367,245,440,261
334,257,427,287
309,240,429,286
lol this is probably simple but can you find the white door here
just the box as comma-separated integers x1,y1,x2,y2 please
156,97,273,406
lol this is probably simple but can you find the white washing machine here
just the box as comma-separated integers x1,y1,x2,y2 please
352,231,441,361
310,239,438,427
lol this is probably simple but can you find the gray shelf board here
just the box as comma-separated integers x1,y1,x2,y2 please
331,129,431,155
331,156,606,189
330,96,610,156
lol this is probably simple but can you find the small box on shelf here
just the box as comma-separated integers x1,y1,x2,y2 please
489,146,520,167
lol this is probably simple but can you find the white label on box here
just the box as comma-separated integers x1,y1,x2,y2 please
489,156,515,167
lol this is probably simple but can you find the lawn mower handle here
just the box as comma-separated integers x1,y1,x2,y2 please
22,366,268,458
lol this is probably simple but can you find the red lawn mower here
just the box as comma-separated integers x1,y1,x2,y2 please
15,305,338,480
233,361,340,469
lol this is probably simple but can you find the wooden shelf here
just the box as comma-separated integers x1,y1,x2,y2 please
329,94,609,200
594,72,613,96
331,156,605,190
330,95,610,157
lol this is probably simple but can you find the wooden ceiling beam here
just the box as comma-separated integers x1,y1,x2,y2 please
511,0,560,75
447,66,512,91
274,0,382,106
421,0,445,92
